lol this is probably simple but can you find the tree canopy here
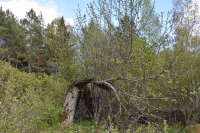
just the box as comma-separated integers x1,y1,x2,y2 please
1,0,200,132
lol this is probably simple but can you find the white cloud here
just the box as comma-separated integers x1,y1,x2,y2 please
173,0,200,35
0,0,57,25
65,18,75,26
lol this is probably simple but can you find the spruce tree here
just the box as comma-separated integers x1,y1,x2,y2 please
45,16,77,80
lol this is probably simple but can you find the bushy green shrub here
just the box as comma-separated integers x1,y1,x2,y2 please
0,61,67,132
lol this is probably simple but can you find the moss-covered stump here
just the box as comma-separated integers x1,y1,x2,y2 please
58,86,79,127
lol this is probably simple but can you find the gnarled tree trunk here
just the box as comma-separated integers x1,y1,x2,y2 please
58,86,79,127
58,77,123,128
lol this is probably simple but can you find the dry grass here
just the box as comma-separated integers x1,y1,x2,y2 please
186,124,200,133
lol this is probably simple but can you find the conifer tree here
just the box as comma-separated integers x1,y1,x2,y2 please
45,16,77,80
20,8,45,73
0,8,27,69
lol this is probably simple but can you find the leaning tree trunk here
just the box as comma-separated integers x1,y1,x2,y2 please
58,86,79,127
58,77,123,128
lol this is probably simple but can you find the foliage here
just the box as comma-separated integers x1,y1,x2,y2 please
20,8,46,73
0,61,67,132
74,0,200,131
1,0,200,132
44,16,79,81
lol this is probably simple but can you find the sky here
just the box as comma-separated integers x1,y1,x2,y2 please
0,0,186,26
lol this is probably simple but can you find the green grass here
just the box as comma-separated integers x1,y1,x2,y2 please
40,119,104,133
39,119,187,133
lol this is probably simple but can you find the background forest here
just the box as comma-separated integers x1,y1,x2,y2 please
1,0,200,132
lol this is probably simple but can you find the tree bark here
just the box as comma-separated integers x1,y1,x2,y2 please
58,77,125,127
38,52,39,73
28,31,32,73
58,86,79,127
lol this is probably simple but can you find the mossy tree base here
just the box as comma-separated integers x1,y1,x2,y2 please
58,77,122,128
58,86,79,127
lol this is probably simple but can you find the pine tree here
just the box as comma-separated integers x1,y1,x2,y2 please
0,8,27,69
20,8,45,73
0,7,8,60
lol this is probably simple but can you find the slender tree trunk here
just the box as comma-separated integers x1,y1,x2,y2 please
5,39,7,48
29,31,32,73
126,0,134,74
12,54,14,67
38,52,39,73
96,89,103,126
92,84,97,126
56,57,58,75
16,54,18,69
8,55,10,64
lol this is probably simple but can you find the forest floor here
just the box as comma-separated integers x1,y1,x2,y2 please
39,119,189,133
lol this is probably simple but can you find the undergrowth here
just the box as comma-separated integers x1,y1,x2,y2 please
39,119,186,133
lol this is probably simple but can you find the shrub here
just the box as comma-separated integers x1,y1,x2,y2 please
0,61,66,132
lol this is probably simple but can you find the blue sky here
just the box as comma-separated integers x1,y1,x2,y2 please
55,0,173,21
155,0,173,13
0,0,174,26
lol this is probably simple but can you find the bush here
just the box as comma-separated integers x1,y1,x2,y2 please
0,61,67,132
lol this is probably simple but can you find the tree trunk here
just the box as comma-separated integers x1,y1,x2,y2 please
58,86,79,127
13,54,14,67
29,31,32,73
16,54,18,69
38,52,39,73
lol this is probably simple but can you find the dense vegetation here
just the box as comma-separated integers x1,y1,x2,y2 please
1,0,200,132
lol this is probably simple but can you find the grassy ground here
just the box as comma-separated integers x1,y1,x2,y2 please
39,119,189,133
40,119,105,133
